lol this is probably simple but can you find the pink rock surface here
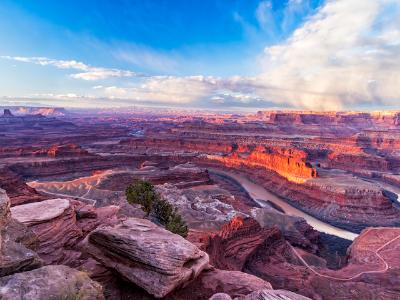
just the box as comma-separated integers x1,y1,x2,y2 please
84,217,210,298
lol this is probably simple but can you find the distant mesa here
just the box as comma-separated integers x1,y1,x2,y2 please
3,109,14,117
1,106,68,117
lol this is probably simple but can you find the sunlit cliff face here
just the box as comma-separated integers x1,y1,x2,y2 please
207,146,317,184
219,216,246,239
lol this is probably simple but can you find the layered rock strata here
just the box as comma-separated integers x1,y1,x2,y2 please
0,265,104,300
84,217,210,298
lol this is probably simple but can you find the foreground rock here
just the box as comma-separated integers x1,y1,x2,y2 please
208,216,400,299
251,208,320,253
0,238,42,277
84,217,209,298
10,198,120,266
0,189,11,230
209,289,312,300
239,289,312,300
207,216,291,271
0,189,42,277
11,198,70,225
11,198,82,264
167,268,272,300
0,265,104,300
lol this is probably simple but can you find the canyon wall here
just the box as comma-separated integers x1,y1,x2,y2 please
209,146,316,183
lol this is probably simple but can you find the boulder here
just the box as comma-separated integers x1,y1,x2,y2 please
11,198,83,264
207,216,283,271
84,217,209,298
0,189,42,277
0,189,11,229
11,198,70,225
251,208,320,253
208,289,312,300
0,265,104,300
167,268,272,300
0,239,42,277
209,293,232,300
3,218,38,250
238,289,312,300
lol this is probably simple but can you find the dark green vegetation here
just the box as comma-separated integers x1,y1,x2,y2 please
126,179,188,237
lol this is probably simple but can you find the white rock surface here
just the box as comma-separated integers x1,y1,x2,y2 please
11,199,70,225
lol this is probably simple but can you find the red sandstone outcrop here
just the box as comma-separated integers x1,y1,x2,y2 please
209,289,312,300
11,199,83,265
251,208,320,253
84,217,210,298
208,146,317,183
202,158,400,232
168,268,272,300
10,198,119,265
256,111,400,129
8,155,144,179
0,167,48,206
46,144,90,157
208,216,400,299
206,217,278,271
238,289,312,300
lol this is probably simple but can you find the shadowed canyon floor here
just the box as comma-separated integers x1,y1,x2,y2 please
1,107,400,299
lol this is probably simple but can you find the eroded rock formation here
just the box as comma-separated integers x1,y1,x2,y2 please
0,265,104,300
84,217,210,298
209,146,317,183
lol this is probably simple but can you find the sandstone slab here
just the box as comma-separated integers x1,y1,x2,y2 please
11,198,70,225
0,189,11,229
0,238,42,277
0,265,104,300
209,289,312,300
11,198,82,264
168,268,272,300
238,289,312,300
84,217,209,298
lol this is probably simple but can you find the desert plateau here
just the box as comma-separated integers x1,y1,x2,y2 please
1,107,400,299
1,0,400,299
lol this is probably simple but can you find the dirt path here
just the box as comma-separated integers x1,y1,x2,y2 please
290,228,400,281
35,189,97,205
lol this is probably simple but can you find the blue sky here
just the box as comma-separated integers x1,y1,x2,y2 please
0,0,399,111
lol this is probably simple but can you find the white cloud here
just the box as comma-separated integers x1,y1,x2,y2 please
257,0,400,110
256,1,273,30
0,56,137,81
100,76,218,103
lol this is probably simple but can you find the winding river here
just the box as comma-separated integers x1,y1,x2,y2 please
209,168,358,241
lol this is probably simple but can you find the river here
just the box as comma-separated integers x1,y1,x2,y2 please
209,168,358,241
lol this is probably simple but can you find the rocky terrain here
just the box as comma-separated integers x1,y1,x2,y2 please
1,108,400,299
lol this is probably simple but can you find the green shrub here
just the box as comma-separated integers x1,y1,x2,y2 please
165,210,188,238
125,179,157,216
126,179,188,237
153,199,188,237
153,197,174,224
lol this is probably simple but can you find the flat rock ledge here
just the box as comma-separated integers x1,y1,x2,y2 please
209,289,312,300
84,217,210,298
0,265,104,300
11,198,70,225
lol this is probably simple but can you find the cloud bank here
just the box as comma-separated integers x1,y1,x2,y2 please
2,0,400,110
1,56,137,80
258,0,400,110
